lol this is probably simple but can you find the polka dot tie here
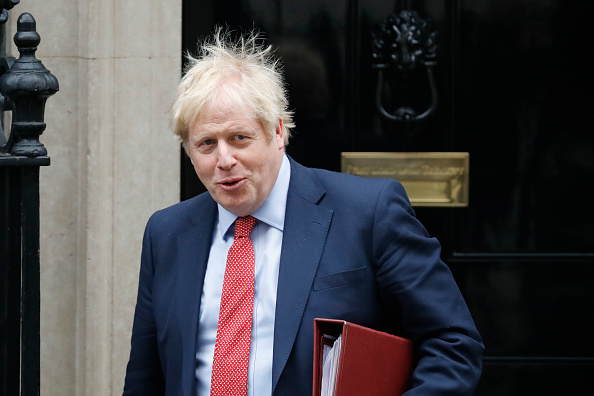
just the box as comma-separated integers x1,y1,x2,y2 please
210,216,257,396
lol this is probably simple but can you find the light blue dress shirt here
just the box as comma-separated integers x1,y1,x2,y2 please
195,155,291,396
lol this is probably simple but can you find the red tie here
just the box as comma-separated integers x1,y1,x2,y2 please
211,216,257,396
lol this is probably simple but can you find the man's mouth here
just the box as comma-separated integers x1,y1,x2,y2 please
217,178,245,190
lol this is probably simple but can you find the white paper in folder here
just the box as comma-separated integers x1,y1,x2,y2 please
320,334,342,396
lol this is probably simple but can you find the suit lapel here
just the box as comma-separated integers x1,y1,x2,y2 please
272,159,333,392
176,197,218,396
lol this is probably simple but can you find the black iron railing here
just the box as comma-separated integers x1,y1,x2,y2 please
0,2,59,395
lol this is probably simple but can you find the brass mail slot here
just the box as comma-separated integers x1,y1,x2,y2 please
341,152,469,207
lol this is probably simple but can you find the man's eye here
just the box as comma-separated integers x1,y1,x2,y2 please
235,135,246,141
202,139,214,146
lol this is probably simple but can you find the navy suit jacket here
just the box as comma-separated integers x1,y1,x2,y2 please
123,157,483,395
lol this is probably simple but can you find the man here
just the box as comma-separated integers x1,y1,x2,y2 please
123,29,483,396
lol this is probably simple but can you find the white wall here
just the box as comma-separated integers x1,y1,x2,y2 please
6,1,182,394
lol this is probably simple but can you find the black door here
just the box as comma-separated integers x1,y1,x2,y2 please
181,1,594,393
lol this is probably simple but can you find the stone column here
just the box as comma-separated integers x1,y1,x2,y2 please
7,1,181,394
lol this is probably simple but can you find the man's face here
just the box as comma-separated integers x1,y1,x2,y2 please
186,99,285,217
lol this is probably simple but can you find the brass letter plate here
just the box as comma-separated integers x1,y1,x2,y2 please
341,152,469,207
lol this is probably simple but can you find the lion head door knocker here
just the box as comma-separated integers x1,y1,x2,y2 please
372,7,438,123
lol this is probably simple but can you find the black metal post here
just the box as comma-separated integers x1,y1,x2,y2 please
0,166,24,396
0,163,46,396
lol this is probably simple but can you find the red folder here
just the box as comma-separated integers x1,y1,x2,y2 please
312,318,414,396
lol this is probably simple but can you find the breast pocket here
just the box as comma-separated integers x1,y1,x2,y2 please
313,266,367,291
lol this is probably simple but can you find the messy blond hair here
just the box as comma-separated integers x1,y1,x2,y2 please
170,27,294,148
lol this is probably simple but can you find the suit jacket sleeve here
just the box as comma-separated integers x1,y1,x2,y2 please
371,180,484,395
123,215,166,395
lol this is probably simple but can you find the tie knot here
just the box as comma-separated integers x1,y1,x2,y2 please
234,216,257,238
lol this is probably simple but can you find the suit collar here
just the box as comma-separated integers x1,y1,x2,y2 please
176,195,218,396
272,158,333,392
284,156,326,205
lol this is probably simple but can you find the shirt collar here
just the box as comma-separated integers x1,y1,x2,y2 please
217,154,291,239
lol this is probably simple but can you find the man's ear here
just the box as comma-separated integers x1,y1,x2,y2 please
275,118,285,150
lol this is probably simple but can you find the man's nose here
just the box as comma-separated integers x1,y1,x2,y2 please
216,142,237,170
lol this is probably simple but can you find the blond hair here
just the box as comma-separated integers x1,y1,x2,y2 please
170,28,294,147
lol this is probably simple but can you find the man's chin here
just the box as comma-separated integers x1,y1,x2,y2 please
215,196,255,217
